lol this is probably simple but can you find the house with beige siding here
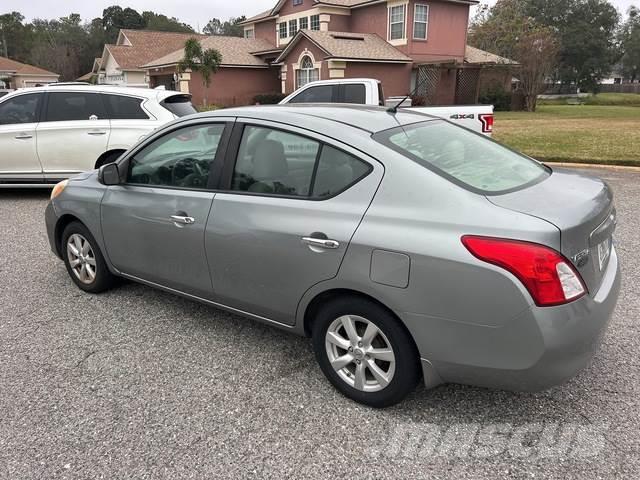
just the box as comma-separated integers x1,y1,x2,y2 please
0,56,59,89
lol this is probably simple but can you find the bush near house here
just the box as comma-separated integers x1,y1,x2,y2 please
253,93,286,105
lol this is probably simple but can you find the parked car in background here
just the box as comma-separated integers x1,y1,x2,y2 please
0,84,196,187
279,78,494,135
46,105,620,407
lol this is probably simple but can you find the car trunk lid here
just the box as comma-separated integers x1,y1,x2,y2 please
487,168,616,294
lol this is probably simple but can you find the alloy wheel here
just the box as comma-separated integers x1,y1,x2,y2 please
66,233,97,285
325,315,396,392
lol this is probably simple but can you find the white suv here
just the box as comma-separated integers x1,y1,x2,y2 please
0,84,197,186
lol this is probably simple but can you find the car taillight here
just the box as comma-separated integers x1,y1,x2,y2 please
479,113,494,134
461,236,586,307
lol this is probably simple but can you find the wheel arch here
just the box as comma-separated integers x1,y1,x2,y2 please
54,214,85,257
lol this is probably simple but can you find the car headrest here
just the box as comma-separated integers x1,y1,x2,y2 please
252,140,288,180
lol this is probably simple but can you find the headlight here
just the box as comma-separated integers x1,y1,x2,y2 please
50,180,69,200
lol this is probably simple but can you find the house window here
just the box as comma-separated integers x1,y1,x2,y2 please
244,28,255,39
296,55,320,88
300,17,309,30
279,22,287,39
388,4,406,41
413,4,429,40
289,19,298,37
310,15,320,31
293,0,303,5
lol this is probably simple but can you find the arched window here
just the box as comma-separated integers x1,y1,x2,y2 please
296,55,319,88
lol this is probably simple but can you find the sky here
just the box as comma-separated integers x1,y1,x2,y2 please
7,0,639,31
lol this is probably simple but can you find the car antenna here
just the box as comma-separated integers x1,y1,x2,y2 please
386,74,431,114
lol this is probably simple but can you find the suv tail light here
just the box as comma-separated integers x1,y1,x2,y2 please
479,113,494,134
462,236,586,307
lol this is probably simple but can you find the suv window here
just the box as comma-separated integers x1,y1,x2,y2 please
374,120,549,194
0,93,42,125
160,95,197,117
45,92,107,122
342,84,366,104
128,123,225,189
288,85,336,103
231,125,372,198
104,94,149,120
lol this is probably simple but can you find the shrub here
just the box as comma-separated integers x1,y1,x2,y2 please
478,85,512,111
409,94,427,106
253,92,286,105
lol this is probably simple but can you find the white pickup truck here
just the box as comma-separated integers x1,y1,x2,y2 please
279,78,494,136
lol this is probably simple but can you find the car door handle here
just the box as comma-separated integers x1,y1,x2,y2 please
87,130,107,136
15,134,33,140
171,215,195,225
302,237,340,249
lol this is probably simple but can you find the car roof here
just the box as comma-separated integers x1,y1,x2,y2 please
3,84,183,101
201,104,438,134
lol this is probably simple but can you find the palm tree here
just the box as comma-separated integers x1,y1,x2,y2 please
178,38,222,107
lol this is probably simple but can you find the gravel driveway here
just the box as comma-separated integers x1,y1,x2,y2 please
0,167,638,479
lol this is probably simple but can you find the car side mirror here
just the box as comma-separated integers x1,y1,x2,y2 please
98,162,120,186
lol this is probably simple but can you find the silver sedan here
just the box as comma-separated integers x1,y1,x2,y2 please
45,105,621,407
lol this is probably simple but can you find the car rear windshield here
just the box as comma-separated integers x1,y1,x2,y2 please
161,94,197,117
374,120,549,194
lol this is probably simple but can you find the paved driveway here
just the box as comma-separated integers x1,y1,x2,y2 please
0,167,638,479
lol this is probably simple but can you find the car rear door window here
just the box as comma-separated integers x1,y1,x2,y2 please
311,145,372,198
231,126,320,196
341,84,366,104
128,123,225,189
104,94,149,119
44,92,107,122
230,125,372,199
160,95,197,117
0,93,43,124
288,85,336,103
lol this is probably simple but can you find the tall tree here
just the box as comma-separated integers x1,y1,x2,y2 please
178,38,222,106
619,6,640,82
203,16,246,37
0,12,31,60
141,12,194,33
102,6,145,43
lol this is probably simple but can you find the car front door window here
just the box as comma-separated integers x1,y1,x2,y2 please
129,123,225,189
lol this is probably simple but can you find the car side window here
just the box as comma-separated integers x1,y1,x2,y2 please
232,126,320,196
342,84,366,104
0,93,43,125
311,145,372,198
128,123,225,189
230,125,372,199
104,94,149,120
44,92,107,122
288,85,336,103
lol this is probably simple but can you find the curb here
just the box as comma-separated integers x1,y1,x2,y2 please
545,162,640,173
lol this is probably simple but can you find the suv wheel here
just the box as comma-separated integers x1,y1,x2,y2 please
62,222,116,293
312,296,421,408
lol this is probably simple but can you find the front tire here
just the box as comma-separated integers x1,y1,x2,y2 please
312,296,421,408
62,221,115,293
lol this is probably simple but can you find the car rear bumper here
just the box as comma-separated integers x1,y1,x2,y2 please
45,201,61,259
406,246,621,391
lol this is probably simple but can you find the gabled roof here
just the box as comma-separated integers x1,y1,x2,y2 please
0,56,59,77
142,36,279,69
464,46,518,65
275,30,412,63
104,30,205,71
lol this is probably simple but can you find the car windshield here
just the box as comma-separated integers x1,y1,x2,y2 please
374,120,549,194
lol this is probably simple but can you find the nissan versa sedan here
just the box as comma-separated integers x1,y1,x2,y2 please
45,105,621,407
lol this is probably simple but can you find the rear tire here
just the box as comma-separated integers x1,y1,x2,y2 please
62,221,116,293
312,296,421,408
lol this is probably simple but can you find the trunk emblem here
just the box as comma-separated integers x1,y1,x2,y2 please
572,250,590,268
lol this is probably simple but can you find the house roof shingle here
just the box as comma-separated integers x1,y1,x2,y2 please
0,56,59,77
105,30,205,71
142,36,279,68
464,45,518,65
275,30,412,63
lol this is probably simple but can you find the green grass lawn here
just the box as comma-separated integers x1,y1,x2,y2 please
494,104,640,166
